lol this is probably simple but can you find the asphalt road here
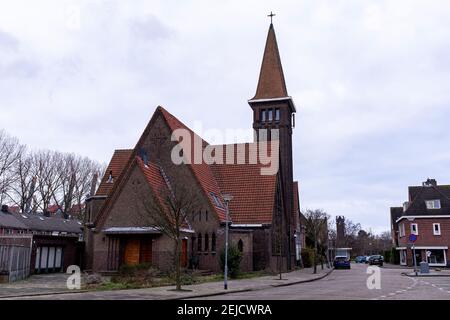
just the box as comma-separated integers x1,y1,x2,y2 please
190,263,450,300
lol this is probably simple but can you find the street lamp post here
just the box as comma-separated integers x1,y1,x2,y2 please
223,194,233,290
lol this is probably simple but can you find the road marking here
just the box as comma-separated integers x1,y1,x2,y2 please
388,293,396,296
396,290,403,293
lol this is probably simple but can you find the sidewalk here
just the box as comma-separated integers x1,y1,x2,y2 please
0,267,333,300
402,269,450,277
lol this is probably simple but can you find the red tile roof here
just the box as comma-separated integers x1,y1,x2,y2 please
96,149,133,196
210,143,277,225
135,157,190,230
158,107,227,221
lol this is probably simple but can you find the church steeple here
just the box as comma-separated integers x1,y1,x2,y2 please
248,18,297,270
252,23,288,100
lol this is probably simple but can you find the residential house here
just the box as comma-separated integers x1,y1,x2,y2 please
391,179,450,267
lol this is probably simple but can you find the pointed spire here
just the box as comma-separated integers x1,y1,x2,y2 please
252,23,288,100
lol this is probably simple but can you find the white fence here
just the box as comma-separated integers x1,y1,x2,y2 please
0,236,32,283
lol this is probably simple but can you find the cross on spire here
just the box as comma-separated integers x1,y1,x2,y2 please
268,11,276,24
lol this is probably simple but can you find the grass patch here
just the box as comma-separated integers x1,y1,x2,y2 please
85,268,273,292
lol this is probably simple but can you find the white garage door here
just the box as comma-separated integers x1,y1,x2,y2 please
35,246,63,273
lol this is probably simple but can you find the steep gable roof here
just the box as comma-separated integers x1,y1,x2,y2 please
158,107,227,222
96,149,133,196
252,23,288,100
404,183,450,216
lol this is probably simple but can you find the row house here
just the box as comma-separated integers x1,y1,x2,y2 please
0,205,84,274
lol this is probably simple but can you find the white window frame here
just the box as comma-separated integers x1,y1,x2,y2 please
399,223,406,237
433,223,441,236
410,223,418,235
426,199,441,209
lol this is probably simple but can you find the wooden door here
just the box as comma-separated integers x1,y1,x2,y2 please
124,239,140,265
139,239,153,264
181,239,188,267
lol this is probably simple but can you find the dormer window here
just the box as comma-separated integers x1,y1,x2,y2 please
107,171,114,183
210,192,223,208
426,199,441,209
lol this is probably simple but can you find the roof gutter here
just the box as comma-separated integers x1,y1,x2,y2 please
230,224,264,228
395,215,450,223
248,96,297,113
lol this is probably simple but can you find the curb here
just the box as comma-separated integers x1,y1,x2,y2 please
0,269,334,300
0,290,89,300
172,269,334,300
270,268,334,288
402,272,450,278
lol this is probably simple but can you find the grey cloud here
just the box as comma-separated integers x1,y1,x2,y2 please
0,30,18,51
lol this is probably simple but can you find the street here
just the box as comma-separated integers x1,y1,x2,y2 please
3,264,450,300
190,264,450,300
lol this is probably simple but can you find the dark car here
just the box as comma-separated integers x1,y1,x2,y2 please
334,256,351,269
355,256,366,263
368,255,384,266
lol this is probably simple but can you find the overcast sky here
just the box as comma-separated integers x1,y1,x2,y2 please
1,0,450,234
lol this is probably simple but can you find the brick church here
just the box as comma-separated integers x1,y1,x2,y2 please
84,22,302,273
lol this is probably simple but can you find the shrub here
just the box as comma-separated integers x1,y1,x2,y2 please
219,245,243,278
383,250,392,263
390,247,400,264
301,248,314,268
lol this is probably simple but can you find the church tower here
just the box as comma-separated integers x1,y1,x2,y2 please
248,21,297,269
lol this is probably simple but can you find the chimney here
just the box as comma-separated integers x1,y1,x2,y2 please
423,178,437,187
1,204,9,213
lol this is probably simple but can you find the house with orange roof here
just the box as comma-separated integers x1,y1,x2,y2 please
84,22,303,273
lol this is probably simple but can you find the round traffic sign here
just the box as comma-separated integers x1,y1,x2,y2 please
409,234,418,242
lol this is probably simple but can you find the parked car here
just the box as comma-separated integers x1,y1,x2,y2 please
368,255,384,266
334,256,351,269
365,256,370,264
355,256,366,263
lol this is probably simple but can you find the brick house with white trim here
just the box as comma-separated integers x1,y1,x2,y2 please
391,179,450,267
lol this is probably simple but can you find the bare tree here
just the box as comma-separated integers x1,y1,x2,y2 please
5,150,36,212
304,209,329,274
136,168,200,291
0,130,24,204
33,150,64,214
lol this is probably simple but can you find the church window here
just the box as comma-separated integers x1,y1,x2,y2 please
205,210,208,221
199,211,201,222
204,233,209,252
238,239,244,252
275,108,280,121
260,109,266,122
268,109,273,121
197,233,202,252
211,233,216,252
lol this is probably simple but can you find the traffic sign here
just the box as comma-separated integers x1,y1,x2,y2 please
409,234,418,243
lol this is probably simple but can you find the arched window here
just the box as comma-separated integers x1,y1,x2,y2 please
211,233,216,252
204,233,209,252
197,233,202,252
238,239,244,252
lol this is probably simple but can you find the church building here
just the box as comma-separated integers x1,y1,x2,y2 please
84,21,302,273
